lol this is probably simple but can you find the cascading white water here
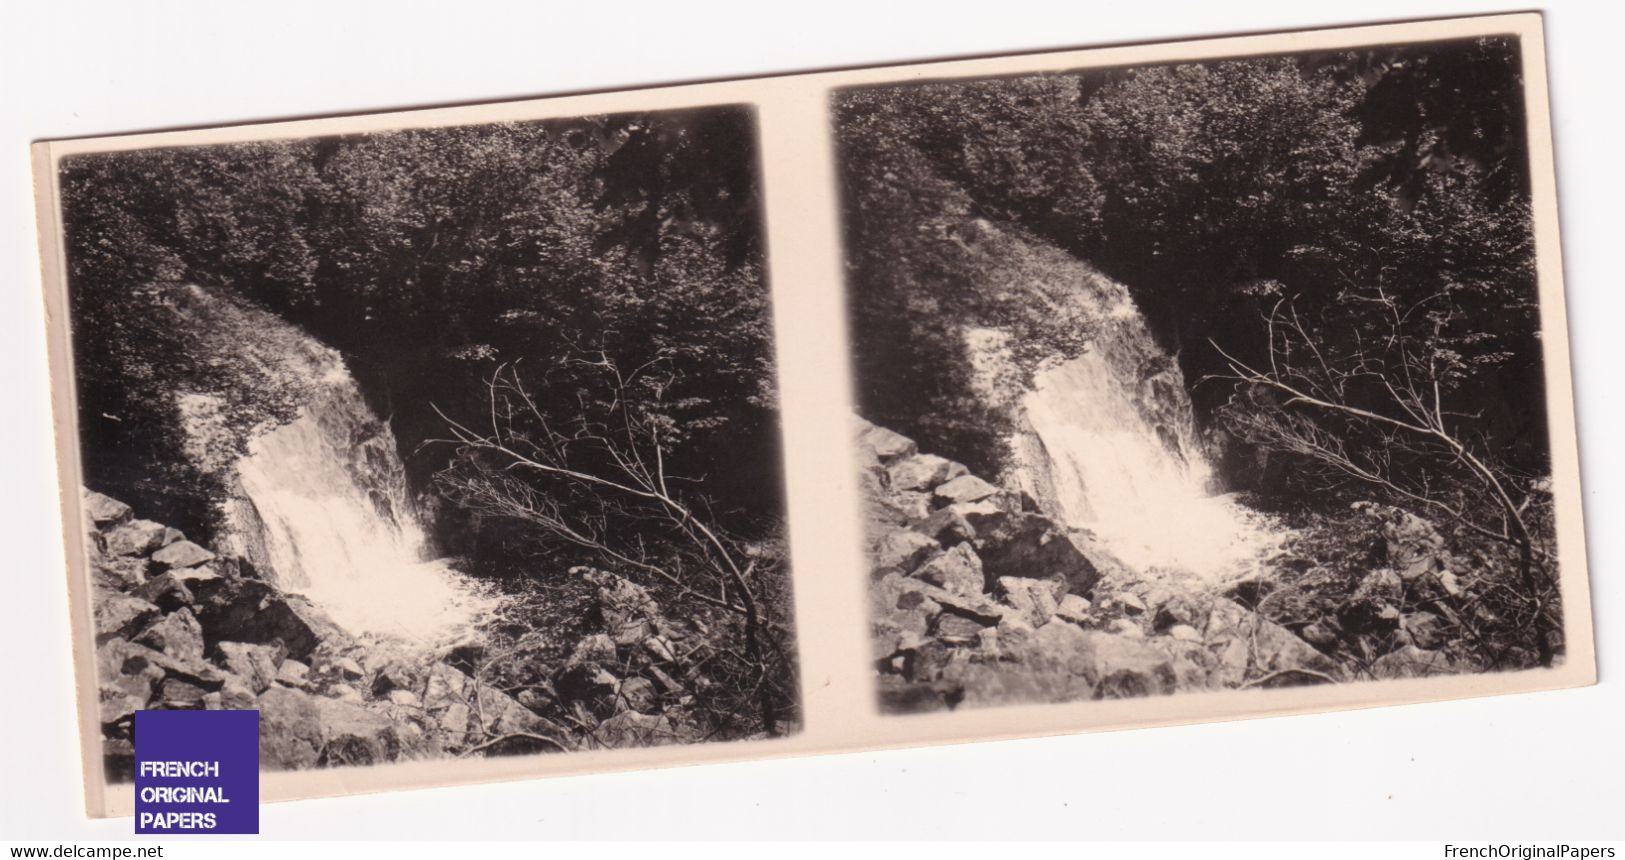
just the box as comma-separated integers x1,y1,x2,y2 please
1007,287,1283,580
231,350,496,646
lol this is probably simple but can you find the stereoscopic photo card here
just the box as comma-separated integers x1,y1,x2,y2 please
31,12,1591,818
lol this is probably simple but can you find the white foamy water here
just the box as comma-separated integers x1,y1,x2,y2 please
1008,294,1284,581
234,361,496,646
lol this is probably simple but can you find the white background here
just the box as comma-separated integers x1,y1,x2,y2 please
1,0,1619,841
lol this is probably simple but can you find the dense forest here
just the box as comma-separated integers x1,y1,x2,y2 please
61,107,799,743
837,37,1561,672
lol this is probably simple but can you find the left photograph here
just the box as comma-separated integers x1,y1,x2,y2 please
54,106,801,782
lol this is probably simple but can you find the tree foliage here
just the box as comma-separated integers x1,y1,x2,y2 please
60,108,780,549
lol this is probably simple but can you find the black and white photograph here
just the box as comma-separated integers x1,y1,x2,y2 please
838,36,1574,713
59,107,802,779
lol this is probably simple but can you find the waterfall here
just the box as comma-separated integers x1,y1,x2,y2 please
163,294,498,646
1003,284,1283,581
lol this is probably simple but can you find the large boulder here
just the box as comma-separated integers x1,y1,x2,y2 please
975,513,1101,597
193,577,349,661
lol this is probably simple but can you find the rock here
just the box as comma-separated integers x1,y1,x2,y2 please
887,454,963,492
1054,594,1092,625
1355,568,1404,603
568,633,619,668
333,657,365,680
217,641,283,693
437,703,471,738
1077,630,1178,698
218,677,256,710
103,637,227,691
872,605,931,660
935,613,987,646
1400,612,1447,650
162,528,186,547
1152,596,1197,632
194,579,348,661
873,528,940,576
312,697,404,766
1370,645,1457,680
1300,619,1342,647
1166,624,1202,643
132,609,205,663
589,711,675,749
275,659,311,688
995,614,1037,655
617,676,658,713
256,686,325,770
133,573,195,613
876,676,950,714
913,506,976,547
556,664,620,708
1107,618,1145,638
94,594,160,644
856,421,918,464
84,491,132,527
1204,598,1339,686
168,565,223,588
386,689,421,707
1437,571,1465,597
933,475,1000,506
912,543,984,597
646,665,685,695
590,572,660,647
976,514,1101,598
997,576,1061,627
150,541,216,571
1116,593,1148,616
106,520,167,557
948,500,1011,536
642,636,677,663
329,684,366,704
97,642,163,725
156,677,210,709
423,663,550,737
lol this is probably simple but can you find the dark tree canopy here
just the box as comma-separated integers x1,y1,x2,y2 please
834,37,1544,491
60,107,781,547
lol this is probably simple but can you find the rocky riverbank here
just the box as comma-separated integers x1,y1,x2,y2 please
858,418,1472,713
84,488,725,780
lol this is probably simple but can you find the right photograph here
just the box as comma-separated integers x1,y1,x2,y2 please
834,36,1568,714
